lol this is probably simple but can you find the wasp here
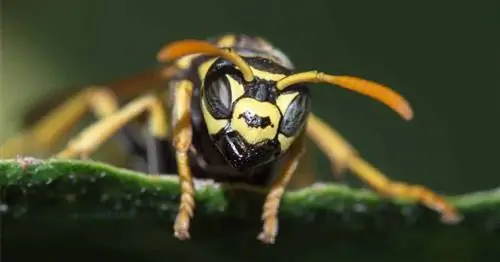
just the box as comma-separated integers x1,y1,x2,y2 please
0,33,461,244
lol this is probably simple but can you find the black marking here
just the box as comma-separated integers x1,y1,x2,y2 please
238,110,274,129
245,79,278,103
206,58,245,84
243,57,293,75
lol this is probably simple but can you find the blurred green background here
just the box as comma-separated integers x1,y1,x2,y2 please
1,1,499,196
2,0,500,261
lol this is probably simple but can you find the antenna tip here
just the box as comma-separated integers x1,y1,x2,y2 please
399,103,414,121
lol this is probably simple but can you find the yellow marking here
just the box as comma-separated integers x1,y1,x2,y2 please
216,35,237,48
176,54,201,70
231,98,280,145
251,67,287,81
201,98,228,135
276,92,299,114
226,75,245,104
278,133,296,152
197,57,286,84
198,58,218,80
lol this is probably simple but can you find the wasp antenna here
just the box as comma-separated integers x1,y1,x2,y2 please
276,71,413,120
157,39,255,82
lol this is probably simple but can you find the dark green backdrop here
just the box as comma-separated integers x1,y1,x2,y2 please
3,0,499,193
1,1,500,260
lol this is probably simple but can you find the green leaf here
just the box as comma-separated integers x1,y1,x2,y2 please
1,157,499,261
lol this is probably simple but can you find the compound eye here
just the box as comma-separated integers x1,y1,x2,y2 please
203,75,233,119
278,92,310,137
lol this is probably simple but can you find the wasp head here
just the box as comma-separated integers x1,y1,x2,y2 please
200,57,311,171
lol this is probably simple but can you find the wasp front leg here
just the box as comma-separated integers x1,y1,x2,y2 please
305,113,461,223
170,80,196,240
258,134,305,244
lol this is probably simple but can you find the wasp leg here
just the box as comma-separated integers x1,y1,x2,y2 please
287,141,317,189
170,80,196,240
258,134,305,244
0,86,120,158
56,94,168,159
305,113,461,223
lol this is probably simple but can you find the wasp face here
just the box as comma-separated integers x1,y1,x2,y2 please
201,58,311,171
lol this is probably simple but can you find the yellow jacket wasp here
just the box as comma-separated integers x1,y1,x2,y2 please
0,33,460,244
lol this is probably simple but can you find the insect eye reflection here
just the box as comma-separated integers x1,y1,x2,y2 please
203,68,246,120
278,90,311,137
203,75,233,119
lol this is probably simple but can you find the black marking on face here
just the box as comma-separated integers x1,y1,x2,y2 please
237,110,274,129
206,58,245,84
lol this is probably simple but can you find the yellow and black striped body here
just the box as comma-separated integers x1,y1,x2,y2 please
143,34,311,185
